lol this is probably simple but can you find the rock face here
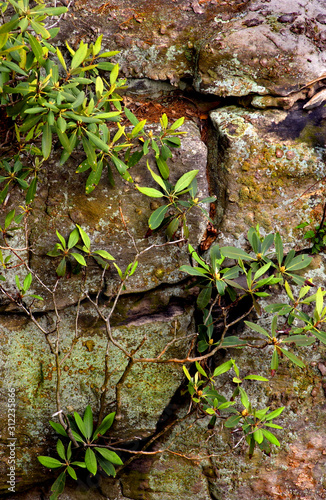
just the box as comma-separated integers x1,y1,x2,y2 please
2,0,326,499
209,104,326,250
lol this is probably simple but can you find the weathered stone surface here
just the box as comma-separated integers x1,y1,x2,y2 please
56,0,326,102
122,335,326,500
196,0,326,98
0,121,208,312
209,104,326,250
0,295,195,494
57,0,248,87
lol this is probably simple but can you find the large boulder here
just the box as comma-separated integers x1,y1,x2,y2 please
208,104,326,251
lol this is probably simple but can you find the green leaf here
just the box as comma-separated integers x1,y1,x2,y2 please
281,335,315,346
41,122,52,160
220,246,254,261
26,177,37,204
148,205,169,230
49,471,66,500
137,186,164,198
166,217,179,240
163,137,181,147
253,428,264,444
55,231,66,249
220,336,247,347
124,107,139,126
174,170,199,193
197,285,212,310
110,63,119,85
264,423,283,429
71,42,88,70
27,33,45,66
83,405,93,440
76,225,91,250
277,347,305,368
66,466,77,480
179,265,210,277
315,287,323,318
271,349,279,371
38,456,63,468
23,272,32,292
156,156,169,179
253,262,271,281
195,361,208,378
93,249,115,261
261,428,280,446
71,430,85,443
71,461,87,468
2,59,27,76
170,116,184,130
94,447,123,465
85,160,103,194
96,455,116,477
239,387,249,409
312,329,326,344
213,359,233,377
264,407,285,421
66,442,72,462
30,19,50,39
224,414,241,428
110,155,128,176
131,119,146,137
67,228,79,249
56,440,66,461
285,254,312,271
71,253,87,266
244,321,270,338
243,375,269,381
274,233,283,266
50,421,68,437
0,18,20,35
146,162,168,192
4,209,15,229
92,412,115,440
56,47,67,71
85,447,97,475
183,365,191,381
74,411,87,439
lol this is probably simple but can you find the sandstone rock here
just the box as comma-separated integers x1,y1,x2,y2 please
208,105,326,250
0,297,195,494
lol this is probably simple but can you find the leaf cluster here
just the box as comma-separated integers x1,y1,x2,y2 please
183,359,284,456
47,224,114,276
38,407,122,500
138,162,216,238
0,0,187,204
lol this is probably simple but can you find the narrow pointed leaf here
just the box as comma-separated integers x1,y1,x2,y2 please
94,447,123,465
148,205,169,230
213,359,233,377
174,170,199,193
92,412,115,440
85,447,97,475
83,405,93,440
244,321,270,338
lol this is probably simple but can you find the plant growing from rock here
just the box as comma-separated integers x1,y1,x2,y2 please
38,407,123,500
0,0,186,203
